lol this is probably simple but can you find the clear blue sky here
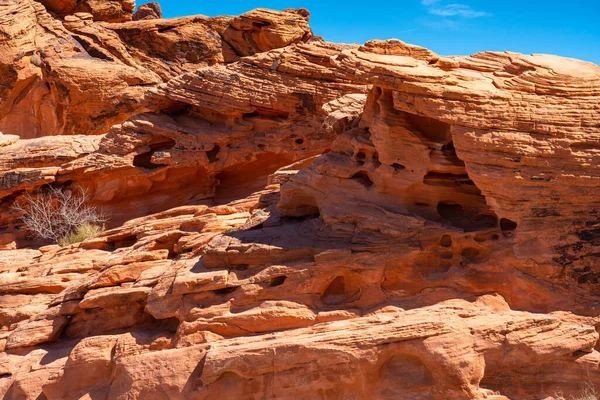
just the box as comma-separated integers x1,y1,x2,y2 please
154,0,600,65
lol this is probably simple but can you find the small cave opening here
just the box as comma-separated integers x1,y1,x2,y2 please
350,171,374,189
437,202,464,220
213,286,238,296
461,247,480,261
392,163,406,173
322,276,346,305
436,202,498,232
133,139,176,170
405,112,452,144
268,276,287,287
206,145,220,163
243,107,290,119
404,127,502,233
157,25,178,33
71,35,114,61
213,152,295,205
441,140,455,151
500,218,518,231
252,20,271,28
112,235,137,250
355,150,367,165
282,190,320,218
439,235,452,247
423,172,471,187
133,152,160,169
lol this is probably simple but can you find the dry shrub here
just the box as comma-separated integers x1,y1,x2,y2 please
12,186,105,245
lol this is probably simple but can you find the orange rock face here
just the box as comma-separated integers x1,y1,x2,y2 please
1,6,600,400
0,3,313,138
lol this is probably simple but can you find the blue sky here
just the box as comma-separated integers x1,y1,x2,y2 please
156,0,600,65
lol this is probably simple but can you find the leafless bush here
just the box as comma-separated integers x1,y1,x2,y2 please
555,384,600,400
12,186,105,244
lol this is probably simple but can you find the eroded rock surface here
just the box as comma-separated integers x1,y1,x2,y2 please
1,7,600,400
0,3,313,138
0,40,366,244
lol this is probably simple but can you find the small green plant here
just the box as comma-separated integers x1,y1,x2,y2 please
57,223,105,246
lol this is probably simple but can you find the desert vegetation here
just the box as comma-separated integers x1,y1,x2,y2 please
12,186,105,246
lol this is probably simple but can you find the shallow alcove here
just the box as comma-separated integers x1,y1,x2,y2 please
133,138,176,169
350,171,374,189
461,247,480,261
377,354,435,399
213,152,295,204
436,202,498,232
392,163,406,173
439,234,453,247
213,286,238,296
206,145,220,163
322,276,346,305
268,276,287,287
405,112,452,144
500,218,518,231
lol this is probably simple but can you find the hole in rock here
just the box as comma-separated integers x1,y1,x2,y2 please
406,112,452,144
423,172,471,187
252,20,271,28
71,35,113,61
282,190,320,218
439,235,452,247
113,236,137,249
398,112,501,234
213,286,238,295
474,233,487,243
439,250,454,260
350,171,374,189
392,163,406,172
355,151,366,161
133,152,160,169
461,248,480,264
436,202,498,232
206,145,220,163
133,139,176,170
441,141,455,151
244,107,289,119
437,202,464,220
157,25,177,33
268,276,287,287
295,138,304,145
322,276,346,305
500,218,518,231
473,214,500,227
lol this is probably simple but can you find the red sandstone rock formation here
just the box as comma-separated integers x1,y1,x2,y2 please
0,2,312,138
1,5,600,400
132,2,162,21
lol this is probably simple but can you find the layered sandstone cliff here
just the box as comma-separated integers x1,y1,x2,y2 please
1,2,600,400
